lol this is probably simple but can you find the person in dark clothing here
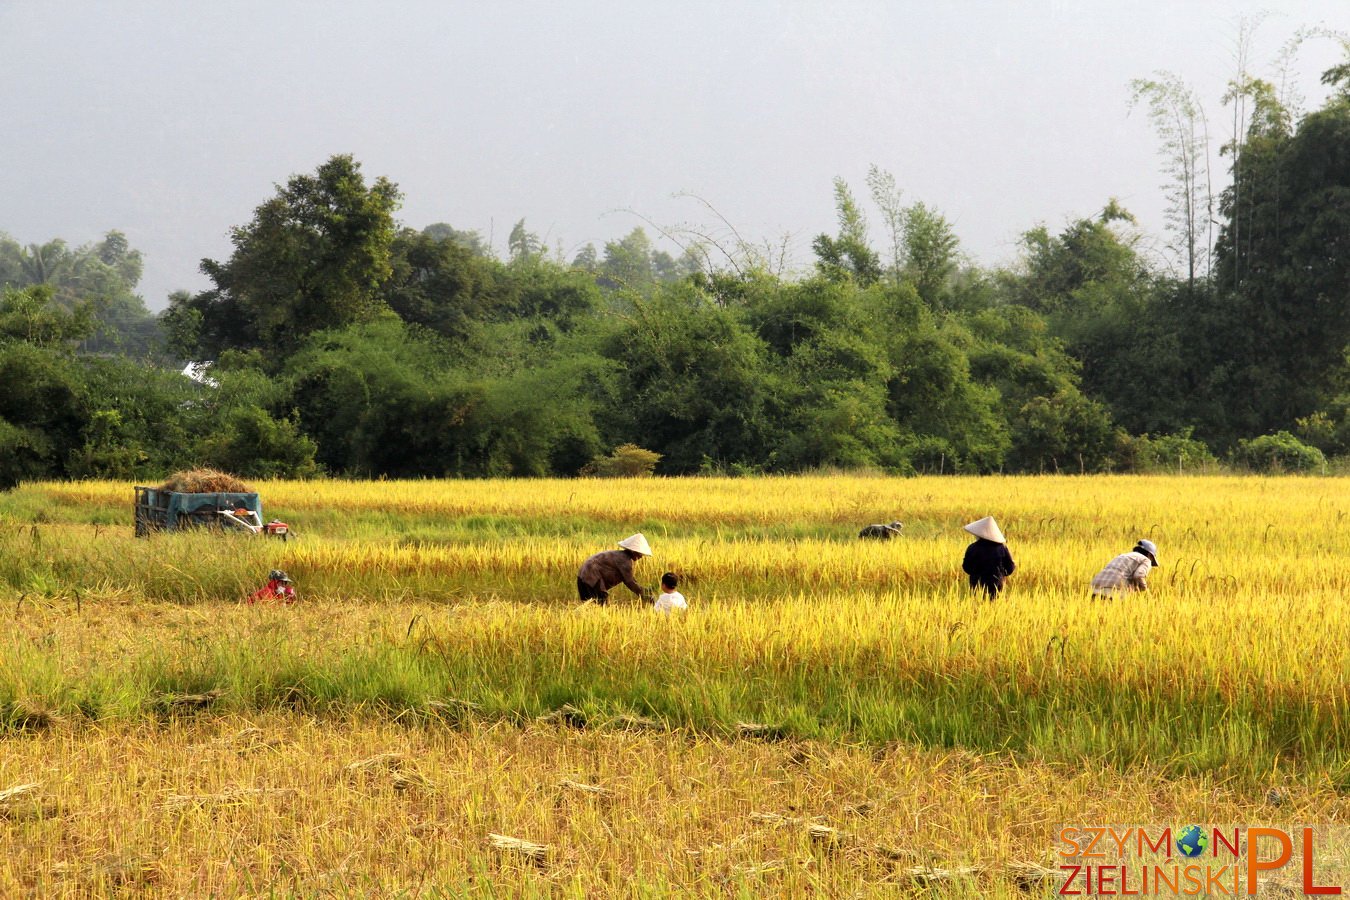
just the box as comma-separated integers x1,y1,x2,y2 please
961,516,1015,598
858,521,903,539
576,533,654,605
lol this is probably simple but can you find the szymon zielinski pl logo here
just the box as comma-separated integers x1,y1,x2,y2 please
1056,825,1348,895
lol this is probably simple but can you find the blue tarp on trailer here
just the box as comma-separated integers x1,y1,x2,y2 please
134,487,262,535
161,491,262,530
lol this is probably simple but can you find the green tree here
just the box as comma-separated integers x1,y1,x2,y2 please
383,227,505,341
455,337,609,477
1130,73,1214,287
194,406,319,479
602,284,775,473
0,344,86,488
572,243,599,272
1207,66,1350,438
812,178,882,285
964,306,1117,471
600,227,657,290
422,222,491,257
866,165,906,280
0,284,94,346
66,360,198,479
901,202,960,308
168,155,401,360
582,444,662,477
769,329,902,471
507,219,543,262
1013,202,1143,315
0,231,162,358
1009,391,1117,473
280,317,458,475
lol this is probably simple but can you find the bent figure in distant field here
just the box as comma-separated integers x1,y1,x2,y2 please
859,521,903,539
577,533,654,605
1090,539,1159,598
247,569,296,605
961,516,1015,598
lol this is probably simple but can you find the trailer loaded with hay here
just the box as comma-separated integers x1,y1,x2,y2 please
134,469,290,540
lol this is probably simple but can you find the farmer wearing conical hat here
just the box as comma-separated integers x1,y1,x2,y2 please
577,533,654,605
961,516,1015,598
1090,539,1160,598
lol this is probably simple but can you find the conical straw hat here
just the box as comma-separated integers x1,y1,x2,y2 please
963,516,1005,544
617,533,653,556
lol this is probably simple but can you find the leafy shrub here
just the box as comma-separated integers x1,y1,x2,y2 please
194,407,320,479
0,419,52,491
581,444,662,477
898,435,957,475
1117,429,1218,473
1232,431,1325,473
1296,405,1350,456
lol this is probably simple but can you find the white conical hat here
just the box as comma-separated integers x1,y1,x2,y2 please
617,533,653,556
963,516,1005,544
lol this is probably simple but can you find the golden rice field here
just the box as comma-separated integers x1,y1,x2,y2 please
1,475,1348,897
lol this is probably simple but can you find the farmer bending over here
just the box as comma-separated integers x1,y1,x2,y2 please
859,521,903,539
247,569,296,605
577,533,653,605
1090,539,1159,598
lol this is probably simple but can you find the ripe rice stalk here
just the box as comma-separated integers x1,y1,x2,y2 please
558,778,613,797
807,823,844,849
7,702,60,730
488,832,549,864
748,811,809,826
897,865,982,885
423,698,486,726
739,717,788,739
388,770,432,792
0,782,41,804
344,753,406,774
0,781,52,822
536,704,588,729
52,853,160,887
155,688,225,712
869,843,919,862
729,858,794,877
159,787,296,810
607,712,662,731
426,698,482,714
1006,861,1067,890
344,752,430,791
191,726,283,752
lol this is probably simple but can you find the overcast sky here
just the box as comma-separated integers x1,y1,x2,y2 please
1,1,1345,309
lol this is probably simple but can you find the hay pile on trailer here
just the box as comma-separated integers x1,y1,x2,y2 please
158,468,251,494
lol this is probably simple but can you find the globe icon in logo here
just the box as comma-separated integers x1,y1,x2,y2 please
1177,825,1208,858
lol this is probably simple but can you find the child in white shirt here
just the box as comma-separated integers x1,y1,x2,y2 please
653,572,687,614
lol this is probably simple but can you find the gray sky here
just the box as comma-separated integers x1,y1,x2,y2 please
1,0,1345,309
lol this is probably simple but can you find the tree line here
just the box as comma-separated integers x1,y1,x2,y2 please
2,53,1348,487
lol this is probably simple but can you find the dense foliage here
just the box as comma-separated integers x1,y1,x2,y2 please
3,64,1348,483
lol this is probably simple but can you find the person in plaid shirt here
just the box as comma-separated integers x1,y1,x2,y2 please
1090,539,1160,597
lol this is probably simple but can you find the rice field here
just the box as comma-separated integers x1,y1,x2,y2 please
2,475,1348,896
